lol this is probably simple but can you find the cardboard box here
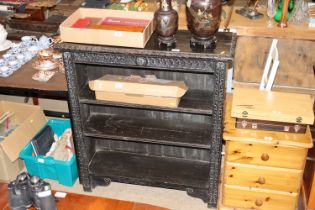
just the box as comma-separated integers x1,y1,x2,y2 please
89,75,188,108
0,101,47,181
60,8,154,48
231,87,314,125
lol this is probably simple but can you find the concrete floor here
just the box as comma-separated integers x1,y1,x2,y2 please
0,95,215,210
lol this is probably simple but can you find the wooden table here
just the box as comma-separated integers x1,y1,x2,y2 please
227,6,315,41
168,0,315,40
0,58,67,99
0,55,68,117
0,182,169,210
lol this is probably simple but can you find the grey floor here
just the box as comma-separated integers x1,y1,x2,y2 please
0,95,214,210
50,180,214,210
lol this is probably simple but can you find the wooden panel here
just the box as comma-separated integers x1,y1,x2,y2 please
233,37,315,95
89,151,210,189
223,185,298,210
231,87,314,124
224,95,314,148
225,141,307,169
224,162,302,192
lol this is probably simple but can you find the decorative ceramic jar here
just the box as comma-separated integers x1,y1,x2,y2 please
186,0,221,49
154,0,178,47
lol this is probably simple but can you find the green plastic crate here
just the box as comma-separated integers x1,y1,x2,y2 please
19,119,78,186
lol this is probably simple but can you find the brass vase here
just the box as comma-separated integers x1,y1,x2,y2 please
186,0,222,49
154,0,178,47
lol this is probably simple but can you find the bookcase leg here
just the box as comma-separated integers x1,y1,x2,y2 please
186,188,210,204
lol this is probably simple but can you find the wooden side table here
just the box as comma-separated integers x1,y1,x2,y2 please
220,95,313,210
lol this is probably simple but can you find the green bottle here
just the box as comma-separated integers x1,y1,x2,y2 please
274,0,295,22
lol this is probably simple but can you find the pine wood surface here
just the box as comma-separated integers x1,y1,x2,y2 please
222,185,298,210
224,95,313,148
231,87,314,125
227,6,315,40
224,162,302,192
233,37,315,95
0,182,169,210
51,0,315,40
225,141,308,169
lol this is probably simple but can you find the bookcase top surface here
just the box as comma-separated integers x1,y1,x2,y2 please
55,31,236,61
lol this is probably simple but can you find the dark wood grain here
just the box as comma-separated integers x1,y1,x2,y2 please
89,151,210,189
0,58,67,98
84,113,212,149
55,31,236,61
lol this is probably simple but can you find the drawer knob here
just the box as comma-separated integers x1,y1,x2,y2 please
255,199,263,207
261,153,269,161
257,177,266,185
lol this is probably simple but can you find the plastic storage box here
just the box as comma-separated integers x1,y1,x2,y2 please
19,119,78,186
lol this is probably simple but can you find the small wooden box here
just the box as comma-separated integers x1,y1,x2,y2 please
231,87,314,125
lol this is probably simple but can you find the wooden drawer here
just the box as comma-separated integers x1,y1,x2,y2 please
224,162,302,192
223,185,298,210
226,141,307,169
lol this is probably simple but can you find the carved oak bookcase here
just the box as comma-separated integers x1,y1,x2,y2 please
55,31,236,208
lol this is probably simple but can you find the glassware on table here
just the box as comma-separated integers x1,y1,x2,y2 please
267,0,278,27
289,0,309,25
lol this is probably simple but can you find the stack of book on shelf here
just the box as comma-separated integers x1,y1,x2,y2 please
231,87,314,134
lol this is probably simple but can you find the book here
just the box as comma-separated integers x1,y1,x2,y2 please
71,17,102,28
101,17,149,27
31,125,55,156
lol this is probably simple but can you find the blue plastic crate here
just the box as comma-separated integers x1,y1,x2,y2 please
19,119,78,186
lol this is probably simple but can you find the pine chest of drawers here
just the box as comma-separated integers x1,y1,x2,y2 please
221,95,313,210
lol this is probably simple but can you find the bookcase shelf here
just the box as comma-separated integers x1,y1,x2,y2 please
79,85,214,115
89,151,210,190
83,113,212,149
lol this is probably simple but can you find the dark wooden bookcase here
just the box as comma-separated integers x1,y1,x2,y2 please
55,31,236,208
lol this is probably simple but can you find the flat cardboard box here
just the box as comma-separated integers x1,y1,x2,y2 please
0,101,47,181
89,75,188,108
60,8,154,48
231,87,314,125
